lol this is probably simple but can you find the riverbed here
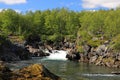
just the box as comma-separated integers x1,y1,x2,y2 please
6,50,120,80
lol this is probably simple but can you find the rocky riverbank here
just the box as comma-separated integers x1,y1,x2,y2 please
0,63,60,80
24,35,120,68
1,34,120,69
0,35,52,62
66,41,120,68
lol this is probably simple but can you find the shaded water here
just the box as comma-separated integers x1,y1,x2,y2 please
7,50,120,80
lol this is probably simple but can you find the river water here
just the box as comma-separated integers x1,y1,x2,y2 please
6,50,120,80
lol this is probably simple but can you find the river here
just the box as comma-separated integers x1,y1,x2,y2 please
6,50,120,80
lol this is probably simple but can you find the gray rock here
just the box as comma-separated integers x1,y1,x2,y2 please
83,44,92,56
96,45,107,56
89,55,98,63
66,49,80,61
117,56,120,61
26,45,50,57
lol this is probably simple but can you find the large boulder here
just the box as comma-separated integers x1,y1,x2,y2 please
0,39,31,62
83,44,92,55
82,44,92,60
12,64,61,80
24,34,51,57
0,63,61,80
66,49,80,61
96,45,107,56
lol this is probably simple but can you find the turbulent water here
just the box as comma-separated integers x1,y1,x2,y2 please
43,50,67,60
6,50,120,80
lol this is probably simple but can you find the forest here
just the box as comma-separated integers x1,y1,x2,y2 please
0,8,120,52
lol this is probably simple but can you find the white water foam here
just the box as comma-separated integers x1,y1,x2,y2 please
83,73,118,77
44,50,67,60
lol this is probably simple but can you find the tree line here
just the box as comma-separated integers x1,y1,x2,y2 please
0,8,80,42
0,8,120,51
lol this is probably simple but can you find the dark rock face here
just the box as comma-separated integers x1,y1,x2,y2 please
24,35,51,57
25,34,41,47
66,44,92,62
66,49,80,61
0,63,61,80
0,40,31,62
26,45,50,57
0,62,12,80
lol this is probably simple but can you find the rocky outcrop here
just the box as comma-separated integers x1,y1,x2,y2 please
66,49,80,61
83,44,120,68
0,38,31,62
86,44,120,68
12,64,61,80
66,41,120,68
24,35,51,57
26,45,50,57
0,63,61,80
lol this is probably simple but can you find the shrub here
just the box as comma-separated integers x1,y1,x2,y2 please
111,34,120,52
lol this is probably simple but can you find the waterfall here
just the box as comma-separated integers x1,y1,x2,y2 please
44,50,67,60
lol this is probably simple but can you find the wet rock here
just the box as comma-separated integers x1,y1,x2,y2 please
34,50,50,57
26,45,50,57
0,63,12,80
44,44,53,53
12,64,61,80
89,55,98,63
66,53,80,61
0,63,61,80
0,52,20,61
66,49,80,61
111,71,120,75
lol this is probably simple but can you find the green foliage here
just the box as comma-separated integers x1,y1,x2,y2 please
1,8,120,52
77,46,84,53
47,34,60,42
111,34,120,52
87,40,103,48
76,9,120,52
78,30,92,41
113,42,120,52
0,35,6,45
